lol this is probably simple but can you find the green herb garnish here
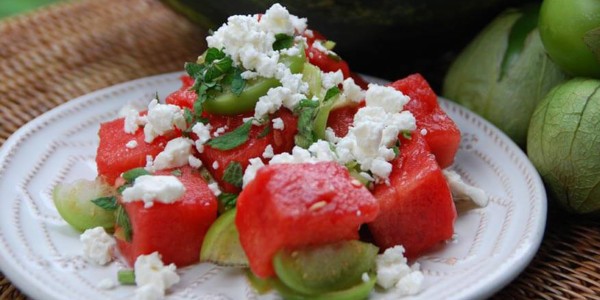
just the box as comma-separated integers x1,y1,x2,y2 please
116,205,133,242
207,120,253,150
91,196,117,211
218,193,238,212
273,33,294,50
222,162,243,188
122,168,149,183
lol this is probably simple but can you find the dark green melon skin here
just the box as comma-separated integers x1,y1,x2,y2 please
163,0,529,88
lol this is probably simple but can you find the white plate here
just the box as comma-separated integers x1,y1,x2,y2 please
0,72,546,300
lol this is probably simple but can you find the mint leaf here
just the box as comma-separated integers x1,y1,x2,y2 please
205,57,233,82
185,62,204,78
323,87,341,102
116,205,133,242
230,68,246,96
218,193,238,211
222,162,243,188
205,48,226,64
122,168,149,183
258,124,271,138
207,120,253,150
294,105,317,148
91,196,117,211
171,169,182,177
273,33,294,50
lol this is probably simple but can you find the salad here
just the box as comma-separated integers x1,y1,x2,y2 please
52,3,488,299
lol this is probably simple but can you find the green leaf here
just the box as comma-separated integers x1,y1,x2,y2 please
117,183,130,195
218,193,238,211
205,57,233,82
294,106,317,148
185,62,205,78
184,108,194,125
171,169,183,177
205,48,226,64
584,26,600,65
207,120,253,150
122,168,150,183
230,68,246,96
402,130,412,140
222,162,243,188
323,87,341,102
91,196,117,211
117,270,136,285
116,205,133,242
273,33,294,50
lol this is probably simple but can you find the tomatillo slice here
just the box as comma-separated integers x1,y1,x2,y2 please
271,275,377,300
200,208,249,266
273,240,378,295
203,50,306,115
53,178,117,232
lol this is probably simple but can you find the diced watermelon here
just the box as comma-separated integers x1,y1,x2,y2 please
236,162,380,278
116,166,218,267
199,109,298,193
327,104,361,138
368,134,456,259
389,74,461,168
165,75,196,109
96,117,177,185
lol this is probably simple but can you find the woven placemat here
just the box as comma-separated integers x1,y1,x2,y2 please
1,1,599,299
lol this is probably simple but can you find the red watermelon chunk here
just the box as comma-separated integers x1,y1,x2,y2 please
165,75,196,109
116,166,218,267
236,162,380,278
199,109,298,193
389,74,461,168
96,117,178,185
368,134,456,259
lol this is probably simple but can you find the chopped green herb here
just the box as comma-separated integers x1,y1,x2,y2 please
230,68,246,96
207,120,253,150
204,48,226,64
218,193,238,211
91,196,117,211
184,62,205,79
117,183,130,194
392,146,400,158
294,105,317,148
273,33,294,50
122,168,150,183
117,269,136,285
402,130,412,140
323,87,341,102
222,162,243,188
184,108,194,125
171,169,183,177
116,205,133,242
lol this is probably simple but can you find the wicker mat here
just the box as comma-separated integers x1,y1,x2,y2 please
1,0,599,299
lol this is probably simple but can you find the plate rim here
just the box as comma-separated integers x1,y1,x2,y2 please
0,71,547,300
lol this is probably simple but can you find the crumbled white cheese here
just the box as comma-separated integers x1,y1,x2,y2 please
321,70,344,90
420,128,428,136
342,77,365,103
213,126,228,137
126,140,138,149
123,107,144,134
361,272,370,283
188,155,203,168
443,170,489,207
272,117,285,130
192,122,213,153
307,140,337,162
259,3,296,35
122,175,185,208
365,84,410,114
152,137,193,171
80,227,115,265
312,40,331,55
375,245,423,296
262,144,275,158
212,161,220,170
325,127,341,143
333,84,416,181
242,157,266,187
208,182,222,197
134,252,179,300
254,87,304,120
143,99,186,143
144,155,154,171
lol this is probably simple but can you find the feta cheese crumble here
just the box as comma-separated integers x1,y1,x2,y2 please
80,227,115,265
208,182,222,197
443,170,489,208
272,117,285,130
191,122,213,153
375,245,423,296
262,144,275,158
134,252,180,300
333,84,416,182
152,137,194,171
126,140,138,149
143,99,186,143
122,175,185,208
